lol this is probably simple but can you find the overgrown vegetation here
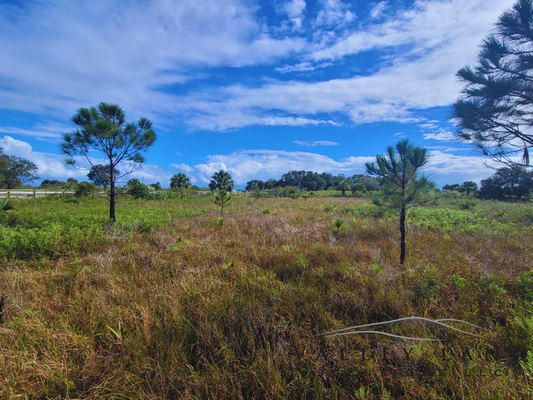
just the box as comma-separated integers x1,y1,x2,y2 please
0,193,532,398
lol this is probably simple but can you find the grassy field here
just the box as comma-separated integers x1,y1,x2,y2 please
0,194,532,399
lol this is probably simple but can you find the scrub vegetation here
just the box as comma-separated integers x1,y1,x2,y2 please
0,192,532,399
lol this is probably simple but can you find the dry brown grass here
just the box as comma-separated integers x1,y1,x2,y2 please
0,196,532,399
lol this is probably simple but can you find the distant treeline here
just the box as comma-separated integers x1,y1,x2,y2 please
245,171,383,192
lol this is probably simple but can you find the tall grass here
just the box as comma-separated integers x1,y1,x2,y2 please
0,195,532,398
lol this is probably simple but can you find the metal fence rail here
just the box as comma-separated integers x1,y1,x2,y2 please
0,190,105,199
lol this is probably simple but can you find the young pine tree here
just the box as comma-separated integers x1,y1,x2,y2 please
366,140,434,264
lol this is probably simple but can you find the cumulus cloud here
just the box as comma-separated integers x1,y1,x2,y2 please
0,136,85,180
284,0,306,29
171,149,373,185
167,148,498,188
0,135,173,185
1,133,497,188
426,150,496,186
419,122,456,142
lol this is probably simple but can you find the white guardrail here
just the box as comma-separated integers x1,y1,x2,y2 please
0,190,104,199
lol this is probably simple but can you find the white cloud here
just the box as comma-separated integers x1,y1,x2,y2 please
293,140,339,146
172,149,373,185
1,131,496,188
0,135,84,180
0,122,71,141
0,135,173,185
310,0,513,62
0,0,518,133
426,150,496,186
275,61,333,73
423,131,455,141
167,148,500,188
0,0,306,121
284,0,306,29
186,110,341,131
169,0,514,130
419,122,456,142
315,0,355,27
370,1,388,19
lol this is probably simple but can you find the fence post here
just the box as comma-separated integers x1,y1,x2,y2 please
33,190,36,198
7,192,10,199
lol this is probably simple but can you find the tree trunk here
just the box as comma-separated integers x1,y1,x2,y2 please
342,188,346,197
109,165,116,223
399,205,406,264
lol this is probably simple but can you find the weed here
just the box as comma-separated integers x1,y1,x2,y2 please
516,271,533,300
0,199,14,211
450,273,467,292
294,254,308,269
334,218,343,235
324,204,337,212
520,350,533,383
416,274,438,299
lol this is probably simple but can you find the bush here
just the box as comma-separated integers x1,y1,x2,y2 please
324,204,338,212
344,205,357,215
351,190,366,198
127,179,151,199
457,200,476,210
334,218,343,235
74,182,97,197
0,199,14,211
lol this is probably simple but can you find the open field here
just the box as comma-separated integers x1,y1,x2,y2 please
0,194,532,399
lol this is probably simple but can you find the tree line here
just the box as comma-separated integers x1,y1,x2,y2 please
443,167,533,201
245,172,382,195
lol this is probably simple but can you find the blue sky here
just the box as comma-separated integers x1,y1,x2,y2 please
0,0,516,188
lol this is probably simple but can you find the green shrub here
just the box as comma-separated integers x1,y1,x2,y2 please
520,350,533,385
324,204,337,212
294,254,308,269
449,273,467,292
263,208,270,214
344,205,357,215
334,218,343,235
416,274,438,299
74,182,97,197
0,199,14,211
457,200,476,210
516,271,533,300
352,203,386,219
127,179,151,199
